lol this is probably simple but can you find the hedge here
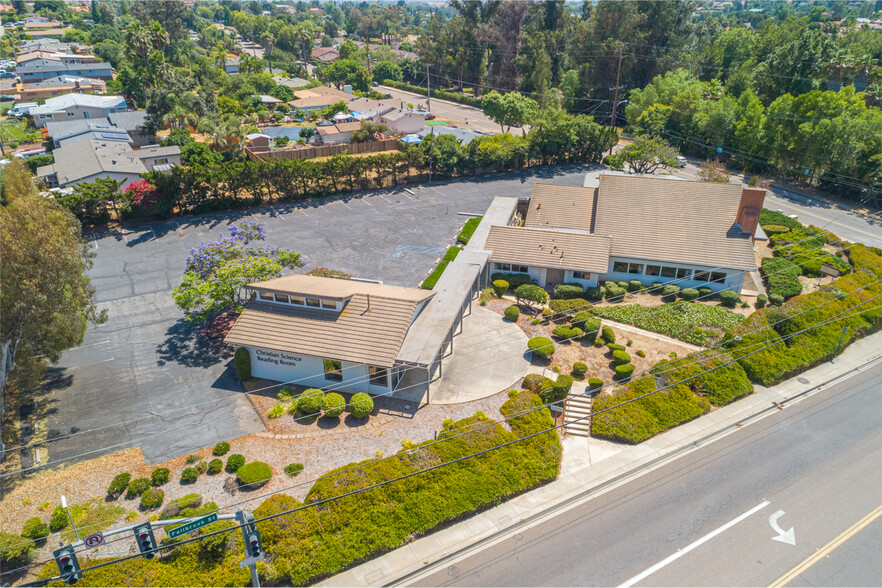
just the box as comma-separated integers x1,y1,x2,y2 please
548,298,591,318
492,280,508,297
588,378,604,392
601,326,615,344
322,392,345,418
421,260,450,290
572,362,588,378
613,364,636,380
234,347,251,381
527,336,555,359
212,441,230,456
553,284,584,300
628,280,642,292
680,288,699,301
457,217,481,244
652,351,753,406
604,283,626,302
762,257,803,300
584,286,605,301
382,79,484,106
550,375,574,402
504,305,520,321
140,489,164,510
759,209,803,231
350,393,374,418
491,272,532,290
107,472,131,497
225,454,245,473
611,350,632,365
126,477,150,498
150,468,170,487
662,285,680,303
236,462,273,489
591,377,710,443
769,293,784,305
719,290,739,308
298,388,324,417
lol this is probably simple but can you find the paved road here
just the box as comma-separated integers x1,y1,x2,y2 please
378,85,500,134
414,363,882,587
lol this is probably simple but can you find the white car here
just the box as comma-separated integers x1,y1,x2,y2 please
676,155,687,168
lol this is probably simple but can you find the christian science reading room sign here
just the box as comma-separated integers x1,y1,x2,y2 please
255,349,302,367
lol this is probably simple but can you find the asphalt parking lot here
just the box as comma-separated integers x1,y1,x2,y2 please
41,165,599,466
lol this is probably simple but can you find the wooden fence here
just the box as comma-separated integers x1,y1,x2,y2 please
247,139,401,162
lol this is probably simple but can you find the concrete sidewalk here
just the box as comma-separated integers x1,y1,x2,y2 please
319,331,882,587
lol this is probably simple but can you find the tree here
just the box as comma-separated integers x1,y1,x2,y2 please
513,284,548,312
697,160,731,183
372,60,402,83
172,221,303,322
481,91,539,134
299,127,316,142
351,121,387,143
605,135,679,174
1,162,106,460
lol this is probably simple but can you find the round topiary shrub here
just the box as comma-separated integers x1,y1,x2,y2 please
571,311,592,329
587,378,604,393
298,388,324,416
212,441,230,456
491,279,508,297
662,285,680,303
195,461,209,474
225,454,245,473
628,280,642,292
49,506,68,532
107,472,131,497
769,293,784,306
680,288,699,301
604,283,626,303
350,393,374,418
181,467,199,483
504,305,520,322
234,347,251,381
322,392,345,418
0,530,32,570
617,281,629,289
572,362,588,378
522,373,554,395
614,364,636,381
601,326,615,344
611,350,632,365
150,467,170,487
140,488,164,510
284,463,304,477
127,477,150,498
550,375,574,402
527,336,555,359
236,462,273,489
720,290,739,308
21,517,50,543
584,286,605,301
698,287,713,298
756,294,768,308
207,459,223,475
607,343,626,352
648,282,664,294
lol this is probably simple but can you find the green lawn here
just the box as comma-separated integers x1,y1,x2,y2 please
591,302,744,345
421,246,462,289
0,120,41,143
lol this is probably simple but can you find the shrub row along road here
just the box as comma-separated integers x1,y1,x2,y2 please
413,362,882,587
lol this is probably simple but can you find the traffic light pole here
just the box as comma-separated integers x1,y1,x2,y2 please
236,510,261,588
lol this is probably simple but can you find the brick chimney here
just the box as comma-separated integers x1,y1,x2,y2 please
735,187,766,237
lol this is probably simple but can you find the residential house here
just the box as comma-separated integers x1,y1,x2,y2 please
18,39,84,54
44,111,154,148
272,75,309,90
15,75,106,100
246,133,271,152
107,110,155,147
314,121,362,145
224,275,435,394
30,93,128,128
311,47,339,63
481,175,765,294
259,94,283,107
37,140,181,189
17,57,113,82
29,28,71,39
288,85,351,112
223,56,239,75
380,109,425,134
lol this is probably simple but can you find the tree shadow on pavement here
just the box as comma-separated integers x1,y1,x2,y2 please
156,317,235,368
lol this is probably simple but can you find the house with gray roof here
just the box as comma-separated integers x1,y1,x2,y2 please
30,93,129,128
37,140,181,189
16,59,113,82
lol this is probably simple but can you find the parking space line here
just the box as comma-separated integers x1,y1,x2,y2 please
378,194,392,204
271,206,285,219
360,198,372,207
339,201,352,210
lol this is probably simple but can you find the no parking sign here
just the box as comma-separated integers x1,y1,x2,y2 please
84,532,104,549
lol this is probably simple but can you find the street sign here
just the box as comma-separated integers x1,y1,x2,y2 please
716,147,723,154
239,554,266,568
83,532,104,549
167,513,218,539
819,263,841,278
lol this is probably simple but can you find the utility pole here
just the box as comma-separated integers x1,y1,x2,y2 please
426,64,432,112
610,42,624,130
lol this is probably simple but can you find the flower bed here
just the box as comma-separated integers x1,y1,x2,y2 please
591,302,743,345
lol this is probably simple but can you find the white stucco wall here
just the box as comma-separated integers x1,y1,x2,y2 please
244,346,390,395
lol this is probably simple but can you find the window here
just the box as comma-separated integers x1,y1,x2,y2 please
259,291,273,301
323,359,342,381
660,266,677,278
628,263,644,275
154,157,168,165
495,263,528,273
645,265,661,276
66,112,75,117
694,271,710,282
710,272,727,284
613,261,629,273
82,111,90,119
290,296,304,305
676,268,692,279
274,293,289,303
306,298,321,308
572,271,590,280
321,300,338,310
369,366,388,387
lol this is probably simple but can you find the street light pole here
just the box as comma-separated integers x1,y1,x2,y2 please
61,496,81,542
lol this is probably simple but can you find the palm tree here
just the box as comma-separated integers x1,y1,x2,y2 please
260,32,275,73
161,104,196,130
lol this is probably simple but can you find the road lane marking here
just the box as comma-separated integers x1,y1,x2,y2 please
769,510,796,545
618,501,771,588
768,503,882,588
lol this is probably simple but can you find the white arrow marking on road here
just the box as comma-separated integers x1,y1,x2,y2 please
769,510,796,545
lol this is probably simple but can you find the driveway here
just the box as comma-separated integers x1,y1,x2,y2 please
40,165,599,467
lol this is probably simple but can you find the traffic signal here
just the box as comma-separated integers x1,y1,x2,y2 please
244,513,263,559
133,523,157,559
53,546,82,585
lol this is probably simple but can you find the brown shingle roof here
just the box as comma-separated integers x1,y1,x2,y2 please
524,183,597,231
247,274,434,303
485,226,610,273
593,175,757,271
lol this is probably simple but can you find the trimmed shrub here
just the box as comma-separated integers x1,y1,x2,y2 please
572,362,588,378
492,280,508,297
212,441,230,456
769,293,784,305
756,294,768,308
628,280,642,292
185,454,200,464
195,461,209,475
611,350,632,365
584,286,605,301
236,462,273,489
680,288,699,301
550,375,574,402
652,351,753,406
604,283,626,303
0,530,32,570
322,392,345,418
49,506,69,532
601,326,616,344
698,287,713,298
22,517,50,543
141,489,164,510
527,336,555,359
350,393,374,418
491,272,532,290
234,347,251,381
588,378,604,393
581,318,602,342
207,459,223,475
504,305,520,321
151,468,170,487
127,477,150,498
514,284,549,307
277,388,294,401
571,311,592,329
720,290,739,308
522,374,554,396
284,463,304,477
661,285,680,303
552,326,582,340
636,350,646,358
553,283,584,300
298,388,324,416
648,282,665,294
548,298,590,317
107,472,131,497
181,468,199,483
614,364,636,381
268,403,286,419
607,343,626,352
617,281,629,289
225,454,245,473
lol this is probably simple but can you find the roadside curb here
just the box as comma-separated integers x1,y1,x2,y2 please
318,331,882,587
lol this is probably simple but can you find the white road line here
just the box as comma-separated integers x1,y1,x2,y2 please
361,198,372,207
122,233,128,244
93,239,98,249
378,194,392,204
339,201,352,209
69,340,110,351
149,226,157,240
404,188,415,195
271,207,285,219
617,501,771,588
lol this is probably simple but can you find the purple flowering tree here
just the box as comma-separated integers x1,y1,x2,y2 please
172,221,303,322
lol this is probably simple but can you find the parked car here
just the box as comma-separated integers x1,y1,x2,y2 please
371,81,379,87
676,155,687,168
0,71,16,79
425,113,436,120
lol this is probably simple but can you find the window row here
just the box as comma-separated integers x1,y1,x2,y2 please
494,263,529,273
259,291,339,310
572,271,592,280
612,262,727,284
322,358,389,387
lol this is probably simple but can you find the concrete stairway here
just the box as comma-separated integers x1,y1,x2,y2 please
564,391,593,437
